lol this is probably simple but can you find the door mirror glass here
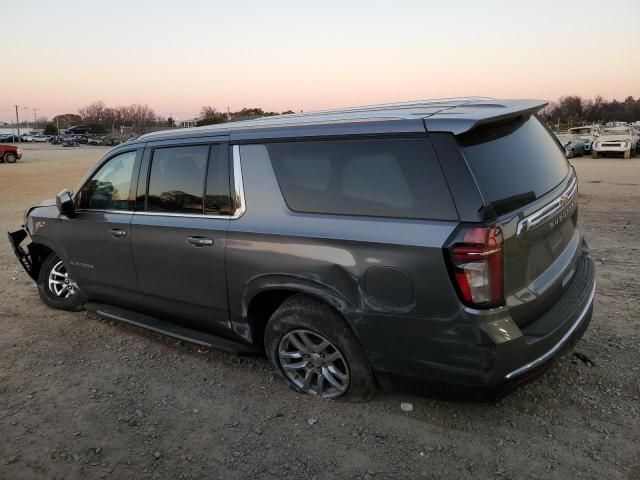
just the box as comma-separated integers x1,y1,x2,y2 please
56,189,75,217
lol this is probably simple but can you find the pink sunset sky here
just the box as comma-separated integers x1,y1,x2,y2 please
1,0,639,122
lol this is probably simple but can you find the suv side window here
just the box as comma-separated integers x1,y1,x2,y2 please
77,150,137,210
147,145,209,214
146,144,233,215
268,138,457,220
205,145,233,215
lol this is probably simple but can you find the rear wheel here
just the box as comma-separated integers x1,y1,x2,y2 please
265,294,376,401
37,253,85,311
4,152,17,163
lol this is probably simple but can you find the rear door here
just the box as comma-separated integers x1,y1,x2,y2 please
130,139,234,333
457,115,579,326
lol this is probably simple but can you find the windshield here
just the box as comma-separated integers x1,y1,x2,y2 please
602,129,629,136
556,134,572,143
460,115,570,215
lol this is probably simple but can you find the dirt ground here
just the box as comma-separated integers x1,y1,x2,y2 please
1,143,639,480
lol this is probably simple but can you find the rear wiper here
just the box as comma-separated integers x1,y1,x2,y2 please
490,191,536,216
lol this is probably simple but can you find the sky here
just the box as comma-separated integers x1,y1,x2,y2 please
1,0,639,122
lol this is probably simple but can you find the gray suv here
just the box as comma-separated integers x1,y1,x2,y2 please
8,98,595,400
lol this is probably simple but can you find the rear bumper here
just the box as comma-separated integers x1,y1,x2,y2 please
374,248,596,395
502,278,594,384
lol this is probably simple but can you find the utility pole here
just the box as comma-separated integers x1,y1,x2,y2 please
14,105,21,142
33,108,37,129
56,117,60,135
227,107,231,122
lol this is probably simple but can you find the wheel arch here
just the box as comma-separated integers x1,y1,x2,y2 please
26,235,64,280
239,274,357,346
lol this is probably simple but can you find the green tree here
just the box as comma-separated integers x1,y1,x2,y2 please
44,123,58,135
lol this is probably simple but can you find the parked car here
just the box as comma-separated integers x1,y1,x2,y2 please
20,134,35,142
0,144,22,163
555,133,584,158
31,135,51,143
8,98,595,400
568,126,598,153
62,138,78,147
592,126,636,158
0,134,22,143
66,125,91,135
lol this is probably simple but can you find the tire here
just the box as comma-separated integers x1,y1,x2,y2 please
592,151,599,159
566,148,573,159
624,150,631,159
37,253,86,311
265,294,376,401
4,152,17,163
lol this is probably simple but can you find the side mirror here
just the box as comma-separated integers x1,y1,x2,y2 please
56,189,76,217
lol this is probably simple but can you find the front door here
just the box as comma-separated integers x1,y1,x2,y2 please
61,149,141,304
130,142,234,333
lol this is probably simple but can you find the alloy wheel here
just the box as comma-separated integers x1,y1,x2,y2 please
278,329,350,398
48,260,77,298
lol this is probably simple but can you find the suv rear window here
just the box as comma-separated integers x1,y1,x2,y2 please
459,115,569,215
267,138,456,220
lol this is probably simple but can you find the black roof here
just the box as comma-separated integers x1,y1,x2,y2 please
135,97,547,145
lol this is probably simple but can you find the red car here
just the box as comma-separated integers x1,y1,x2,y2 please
0,144,22,163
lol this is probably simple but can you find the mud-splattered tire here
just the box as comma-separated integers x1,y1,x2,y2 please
37,253,86,311
265,294,376,401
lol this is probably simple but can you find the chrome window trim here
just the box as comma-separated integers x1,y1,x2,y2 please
74,144,247,220
75,209,135,215
504,279,595,381
516,174,577,237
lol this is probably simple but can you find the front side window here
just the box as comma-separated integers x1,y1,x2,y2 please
147,145,209,214
77,151,137,210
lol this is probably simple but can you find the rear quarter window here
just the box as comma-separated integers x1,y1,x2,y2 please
267,138,457,221
459,115,570,215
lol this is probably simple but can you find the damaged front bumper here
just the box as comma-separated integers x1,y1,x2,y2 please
7,228,37,280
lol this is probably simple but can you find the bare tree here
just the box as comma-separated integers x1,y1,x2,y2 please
78,101,109,125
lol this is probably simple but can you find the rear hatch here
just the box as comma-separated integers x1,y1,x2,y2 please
458,115,581,327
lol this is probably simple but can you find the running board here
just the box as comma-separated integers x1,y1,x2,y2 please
84,302,260,355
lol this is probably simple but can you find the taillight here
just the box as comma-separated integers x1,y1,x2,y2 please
447,225,504,308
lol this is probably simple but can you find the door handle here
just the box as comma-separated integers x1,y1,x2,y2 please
109,229,127,238
187,236,214,247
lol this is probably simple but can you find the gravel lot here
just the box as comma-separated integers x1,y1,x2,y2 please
1,144,639,479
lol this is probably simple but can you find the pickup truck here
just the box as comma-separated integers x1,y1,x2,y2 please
0,144,22,163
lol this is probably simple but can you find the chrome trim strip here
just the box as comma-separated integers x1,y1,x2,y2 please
72,145,247,221
504,279,596,380
516,175,577,237
75,209,135,215
231,145,247,219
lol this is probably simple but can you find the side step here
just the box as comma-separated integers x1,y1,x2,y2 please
85,302,260,355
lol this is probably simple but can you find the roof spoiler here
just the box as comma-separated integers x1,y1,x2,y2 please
424,99,548,135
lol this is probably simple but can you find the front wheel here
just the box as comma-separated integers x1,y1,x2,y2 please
37,253,86,311
265,294,376,401
4,152,17,163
